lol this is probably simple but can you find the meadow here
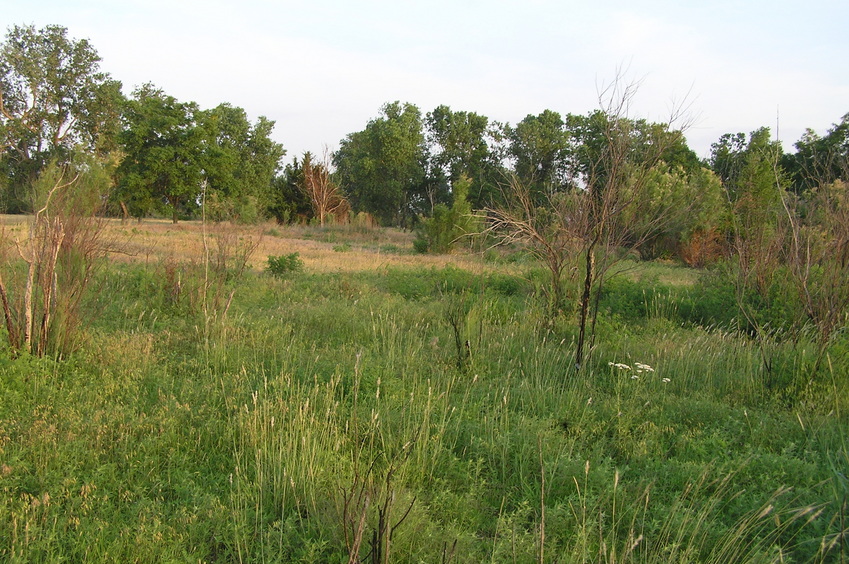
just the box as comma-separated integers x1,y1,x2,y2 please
0,217,847,563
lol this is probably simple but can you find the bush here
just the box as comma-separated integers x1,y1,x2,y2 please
414,174,480,253
265,253,303,278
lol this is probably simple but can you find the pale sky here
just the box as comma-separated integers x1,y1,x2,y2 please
5,0,849,162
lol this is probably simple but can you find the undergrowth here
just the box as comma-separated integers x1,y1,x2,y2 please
0,252,846,562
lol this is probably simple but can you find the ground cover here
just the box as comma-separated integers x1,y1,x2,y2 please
0,219,846,562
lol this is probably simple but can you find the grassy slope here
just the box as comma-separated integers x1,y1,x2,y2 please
0,219,847,562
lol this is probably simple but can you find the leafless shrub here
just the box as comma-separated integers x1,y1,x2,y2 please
0,160,111,356
486,74,693,369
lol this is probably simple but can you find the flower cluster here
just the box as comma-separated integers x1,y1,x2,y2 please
608,361,668,383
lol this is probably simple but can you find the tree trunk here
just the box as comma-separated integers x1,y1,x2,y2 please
120,201,130,224
575,245,595,370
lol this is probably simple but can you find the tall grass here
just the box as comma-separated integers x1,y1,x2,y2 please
0,228,846,561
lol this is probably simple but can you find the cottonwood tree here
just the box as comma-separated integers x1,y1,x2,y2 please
115,84,204,222
0,24,122,212
789,113,849,193
506,109,571,199
199,103,284,222
426,105,505,209
334,101,427,226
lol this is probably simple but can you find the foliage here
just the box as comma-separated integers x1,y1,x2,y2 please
265,252,303,278
414,174,480,253
114,84,204,223
789,113,849,193
0,24,123,213
334,101,427,227
199,103,284,222
268,155,314,224
426,104,505,209
507,109,572,198
0,158,112,356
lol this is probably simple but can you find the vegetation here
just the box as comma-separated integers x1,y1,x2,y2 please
0,220,846,562
0,22,848,563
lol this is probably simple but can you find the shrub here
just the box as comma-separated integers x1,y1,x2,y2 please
0,159,111,356
414,174,480,253
266,253,303,278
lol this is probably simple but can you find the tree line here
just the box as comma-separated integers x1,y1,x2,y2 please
1,25,847,255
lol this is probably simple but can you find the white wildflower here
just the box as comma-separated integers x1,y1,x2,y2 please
608,362,631,371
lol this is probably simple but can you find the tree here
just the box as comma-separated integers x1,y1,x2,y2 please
789,113,849,193
415,173,478,253
568,90,694,369
267,156,314,224
507,110,571,199
0,24,122,212
334,101,427,226
489,78,692,369
711,128,787,297
199,103,284,222
115,84,204,223
300,149,348,226
426,105,504,209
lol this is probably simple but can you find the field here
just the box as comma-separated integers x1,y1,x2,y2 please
0,217,847,562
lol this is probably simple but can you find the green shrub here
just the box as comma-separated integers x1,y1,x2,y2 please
414,174,480,253
265,253,303,278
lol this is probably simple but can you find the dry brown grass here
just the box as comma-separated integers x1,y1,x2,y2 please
1,215,500,274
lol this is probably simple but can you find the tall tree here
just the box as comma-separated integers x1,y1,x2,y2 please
199,103,284,222
334,101,427,226
0,24,122,212
115,84,204,223
426,105,504,209
790,113,849,192
507,110,571,198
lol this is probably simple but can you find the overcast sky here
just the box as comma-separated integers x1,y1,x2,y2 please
6,0,849,161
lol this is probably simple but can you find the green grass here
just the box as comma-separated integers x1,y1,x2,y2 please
0,243,846,562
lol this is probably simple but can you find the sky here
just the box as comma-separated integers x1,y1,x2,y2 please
5,0,849,162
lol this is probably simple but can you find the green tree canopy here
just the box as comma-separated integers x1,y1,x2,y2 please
334,101,427,226
789,113,849,192
507,110,571,197
0,24,122,212
426,105,505,209
198,103,285,222
267,155,313,224
115,84,204,223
